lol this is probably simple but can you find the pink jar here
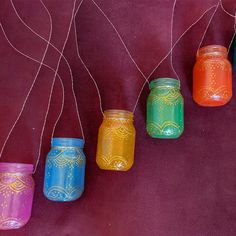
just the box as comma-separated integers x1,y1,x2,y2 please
0,163,34,230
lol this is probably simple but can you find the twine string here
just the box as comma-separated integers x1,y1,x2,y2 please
0,0,78,173
74,1,104,116
170,0,180,81
132,3,219,113
10,0,85,141
77,0,219,114
0,0,53,166
227,12,236,54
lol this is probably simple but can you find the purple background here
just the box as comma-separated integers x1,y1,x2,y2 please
0,0,236,235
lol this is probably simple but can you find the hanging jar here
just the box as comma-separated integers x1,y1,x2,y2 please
43,138,86,202
96,110,136,171
0,162,34,230
193,45,232,106
146,78,184,139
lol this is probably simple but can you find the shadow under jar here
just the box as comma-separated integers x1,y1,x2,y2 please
43,138,86,202
96,110,136,171
0,163,34,230
193,45,232,106
146,78,184,139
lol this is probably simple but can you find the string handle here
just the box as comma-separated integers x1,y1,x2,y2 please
218,1,236,53
75,0,151,116
10,0,85,141
90,0,149,87
197,3,219,52
0,0,78,174
170,0,180,82
71,0,224,114
132,4,219,113
226,12,236,54
74,2,104,117
220,0,235,18
0,0,52,164
76,0,220,114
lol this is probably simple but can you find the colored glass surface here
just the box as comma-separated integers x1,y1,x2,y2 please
0,163,34,230
146,78,184,139
193,45,232,106
43,138,86,202
96,110,136,171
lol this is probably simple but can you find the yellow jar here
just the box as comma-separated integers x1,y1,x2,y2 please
96,109,136,171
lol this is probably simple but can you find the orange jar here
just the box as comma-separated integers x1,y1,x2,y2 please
96,110,135,171
193,45,232,106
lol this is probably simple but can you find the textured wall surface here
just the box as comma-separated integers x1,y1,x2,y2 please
0,0,236,235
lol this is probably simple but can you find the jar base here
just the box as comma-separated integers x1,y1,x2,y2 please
194,99,231,107
43,189,84,202
44,196,82,202
147,125,183,139
0,218,29,230
96,161,133,172
98,167,132,171
149,135,182,139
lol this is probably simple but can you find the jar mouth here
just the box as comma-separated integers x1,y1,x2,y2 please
104,109,134,119
150,78,180,89
52,138,84,148
197,45,227,58
0,162,33,173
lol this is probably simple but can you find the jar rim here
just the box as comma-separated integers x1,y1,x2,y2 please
150,78,180,89
197,45,227,57
52,138,84,148
0,162,33,173
104,109,134,119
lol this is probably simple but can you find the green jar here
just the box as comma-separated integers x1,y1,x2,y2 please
146,78,184,139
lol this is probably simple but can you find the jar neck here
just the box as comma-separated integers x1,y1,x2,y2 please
150,78,180,90
52,138,84,149
197,45,227,59
0,162,33,174
104,109,134,121
152,85,180,91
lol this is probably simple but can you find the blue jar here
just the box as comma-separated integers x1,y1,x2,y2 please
43,138,86,202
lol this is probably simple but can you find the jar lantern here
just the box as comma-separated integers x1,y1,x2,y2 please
146,78,184,139
96,110,136,171
43,138,86,202
0,162,34,230
193,45,232,106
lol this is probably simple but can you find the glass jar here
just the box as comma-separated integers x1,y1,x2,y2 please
0,162,34,230
193,45,232,106
96,110,136,171
43,138,86,202
146,78,184,138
